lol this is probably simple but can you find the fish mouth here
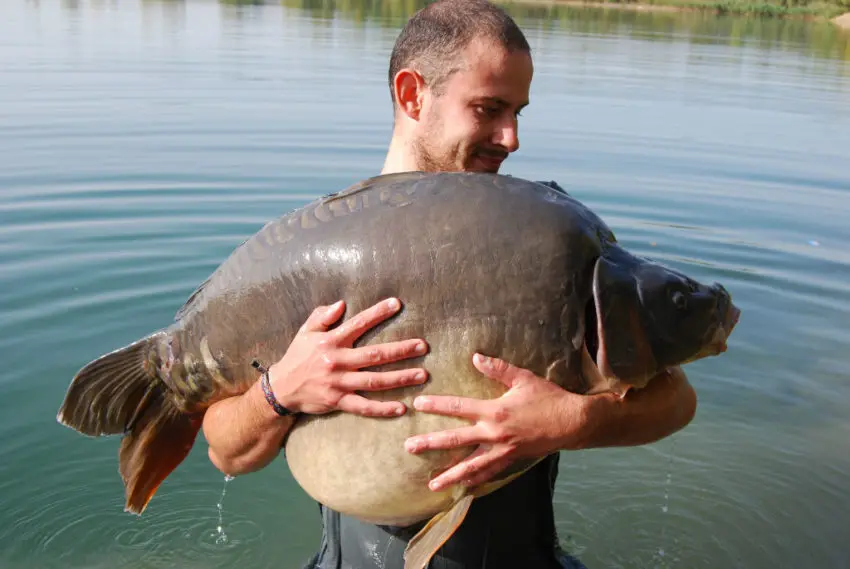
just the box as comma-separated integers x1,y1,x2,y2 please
723,301,741,339
697,300,741,359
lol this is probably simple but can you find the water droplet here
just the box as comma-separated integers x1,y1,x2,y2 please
655,438,676,564
213,474,233,545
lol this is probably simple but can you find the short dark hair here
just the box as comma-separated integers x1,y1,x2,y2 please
388,0,531,105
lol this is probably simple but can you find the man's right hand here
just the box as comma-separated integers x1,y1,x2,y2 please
268,297,429,417
203,296,428,476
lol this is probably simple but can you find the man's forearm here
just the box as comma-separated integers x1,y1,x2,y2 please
202,378,296,476
563,366,697,450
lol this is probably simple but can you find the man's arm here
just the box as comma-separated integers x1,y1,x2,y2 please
203,298,429,476
568,365,696,449
203,379,296,476
404,354,696,491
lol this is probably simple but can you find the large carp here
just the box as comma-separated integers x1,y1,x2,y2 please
57,171,739,569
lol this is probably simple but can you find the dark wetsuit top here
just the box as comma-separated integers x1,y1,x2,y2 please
301,180,587,569
301,453,587,569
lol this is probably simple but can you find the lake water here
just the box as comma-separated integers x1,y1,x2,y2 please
2,1,849,568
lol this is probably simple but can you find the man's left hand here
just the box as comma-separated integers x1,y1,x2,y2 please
403,353,590,492
405,354,697,492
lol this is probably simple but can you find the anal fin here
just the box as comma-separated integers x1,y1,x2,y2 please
403,493,473,569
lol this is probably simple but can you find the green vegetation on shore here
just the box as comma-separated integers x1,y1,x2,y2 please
267,0,849,61
514,0,850,19
214,0,850,20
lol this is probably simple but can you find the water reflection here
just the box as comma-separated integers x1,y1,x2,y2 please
280,0,850,61
141,0,187,28
55,0,850,62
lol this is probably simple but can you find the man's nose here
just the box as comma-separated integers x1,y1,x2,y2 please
492,116,520,153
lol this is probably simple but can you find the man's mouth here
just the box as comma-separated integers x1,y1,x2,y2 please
473,149,508,170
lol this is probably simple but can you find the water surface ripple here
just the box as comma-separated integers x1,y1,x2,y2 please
1,1,849,568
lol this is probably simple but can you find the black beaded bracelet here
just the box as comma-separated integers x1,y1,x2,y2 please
253,360,297,417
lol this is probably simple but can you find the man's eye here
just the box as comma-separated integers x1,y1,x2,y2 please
477,105,500,117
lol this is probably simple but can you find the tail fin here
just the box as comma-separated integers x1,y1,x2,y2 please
57,332,202,514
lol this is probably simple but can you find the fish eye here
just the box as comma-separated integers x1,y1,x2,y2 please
672,291,687,309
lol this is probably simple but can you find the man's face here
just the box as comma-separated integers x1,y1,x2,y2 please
412,37,533,174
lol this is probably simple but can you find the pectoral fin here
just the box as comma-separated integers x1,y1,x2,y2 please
403,493,473,569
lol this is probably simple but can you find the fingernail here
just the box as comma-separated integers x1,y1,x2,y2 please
414,396,431,410
429,480,442,491
474,353,489,366
394,405,406,416
387,298,400,310
414,371,426,382
415,342,427,354
329,300,343,312
405,439,419,452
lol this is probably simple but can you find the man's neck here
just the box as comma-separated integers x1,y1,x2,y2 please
381,127,420,175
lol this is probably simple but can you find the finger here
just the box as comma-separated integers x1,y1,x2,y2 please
472,353,530,388
335,393,407,418
337,338,428,369
412,394,488,422
404,426,483,454
333,297,403,345
336,368,428,392
427,445,512,491
455,453,515,489
301,300,345,333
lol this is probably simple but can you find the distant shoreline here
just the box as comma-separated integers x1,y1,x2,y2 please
501,0,850,23
834,11,850,27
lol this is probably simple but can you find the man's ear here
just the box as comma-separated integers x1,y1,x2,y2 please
392,68,426,121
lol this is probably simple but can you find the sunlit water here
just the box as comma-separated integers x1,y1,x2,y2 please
1,1,849,568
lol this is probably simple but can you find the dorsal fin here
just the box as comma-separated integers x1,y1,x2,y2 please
321,171,428,205
174,275,212,321
173,172,429,323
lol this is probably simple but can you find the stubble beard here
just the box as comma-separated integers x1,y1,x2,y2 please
411,127,503,174
412,137,463,173
411,111,469,173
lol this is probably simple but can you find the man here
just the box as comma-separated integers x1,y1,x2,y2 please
202,1,697,567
